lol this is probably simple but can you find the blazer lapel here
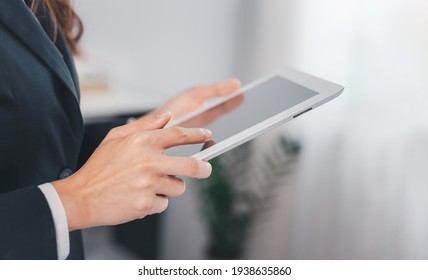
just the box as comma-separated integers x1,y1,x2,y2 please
56,30,81,102
0,0,79,102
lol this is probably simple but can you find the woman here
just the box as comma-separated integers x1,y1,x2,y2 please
0,0,240,259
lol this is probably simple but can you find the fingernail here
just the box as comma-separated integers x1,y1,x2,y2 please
199,161,212,178
232,79,242,88
217,79,241,95
156,111,171,119
201,128,212,138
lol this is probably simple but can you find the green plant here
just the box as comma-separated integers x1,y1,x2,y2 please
200,136,300,259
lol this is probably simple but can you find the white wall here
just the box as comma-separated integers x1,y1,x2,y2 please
76,0,243,100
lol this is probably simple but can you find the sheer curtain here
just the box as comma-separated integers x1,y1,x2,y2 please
243,0,428,259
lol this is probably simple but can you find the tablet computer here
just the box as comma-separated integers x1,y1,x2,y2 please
165,67,344,161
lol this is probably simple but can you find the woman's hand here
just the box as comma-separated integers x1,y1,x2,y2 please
179,93,245,128
52,111,212,231
155,79,241,122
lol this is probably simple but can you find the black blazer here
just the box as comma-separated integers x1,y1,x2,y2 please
0,0,84,259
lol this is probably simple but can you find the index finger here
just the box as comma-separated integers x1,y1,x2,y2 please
105,111,171,141
153,126,212,150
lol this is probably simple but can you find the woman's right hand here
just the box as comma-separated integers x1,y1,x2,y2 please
52,111,212,231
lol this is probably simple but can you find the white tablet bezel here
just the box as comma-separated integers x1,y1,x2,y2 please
167,67,344,161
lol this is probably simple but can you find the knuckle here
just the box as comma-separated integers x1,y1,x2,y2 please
171,126,186,140
137,171,161,191
136,175,151,189
136,160,156,174
106,127,120,139
131,132,149,145
188,157,201,176
135,198,152,214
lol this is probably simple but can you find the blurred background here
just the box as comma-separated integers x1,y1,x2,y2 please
74,0,428,259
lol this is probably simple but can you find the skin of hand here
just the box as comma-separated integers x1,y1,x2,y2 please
154,79,242,122
52,111,213,231
179,93,245,128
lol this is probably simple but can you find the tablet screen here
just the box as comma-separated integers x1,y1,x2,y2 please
166,76,318,158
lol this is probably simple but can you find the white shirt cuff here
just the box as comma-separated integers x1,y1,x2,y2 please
38,183,70,260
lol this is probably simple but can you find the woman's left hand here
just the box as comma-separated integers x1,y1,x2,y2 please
155,79,241,121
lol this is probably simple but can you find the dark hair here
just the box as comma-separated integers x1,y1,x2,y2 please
31,0,83,54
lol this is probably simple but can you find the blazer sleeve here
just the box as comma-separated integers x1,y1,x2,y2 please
0,186,58,259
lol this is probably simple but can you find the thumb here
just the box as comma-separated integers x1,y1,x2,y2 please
106,111,171,140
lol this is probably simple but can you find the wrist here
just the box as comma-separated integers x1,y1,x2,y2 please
51,174,90,231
